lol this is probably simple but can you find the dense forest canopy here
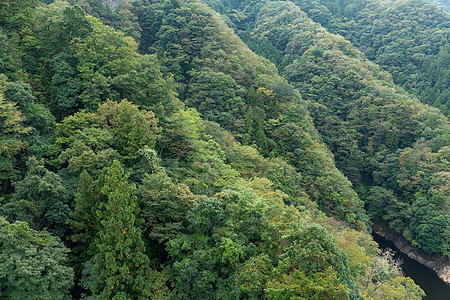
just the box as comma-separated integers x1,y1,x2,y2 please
288,0,450,116
0,0,447,299
430,0,450,12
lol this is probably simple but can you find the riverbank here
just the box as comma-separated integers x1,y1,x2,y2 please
371,222,450,285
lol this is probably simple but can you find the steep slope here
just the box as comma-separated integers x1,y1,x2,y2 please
230,0,449,258
132,0,366,225
205,0,450,116
290,0,450,116
0,0,432,298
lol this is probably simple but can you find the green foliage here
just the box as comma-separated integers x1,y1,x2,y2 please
93,99,160,164
0,217,73,299
273,224,359,299
69,169,97,257
71,160,167,298
233,0,449,254
35,1,92,58
34,1,172,116
225,143,269,179
2,80,56,159
166,189,264,299
160,106,205,160
57,127,121,176
139,154,196,243
72,15,138,108
361,249,425,300
0,31,21,80
1,157,70,236
236,254,272,297
0,0,37,32
72,0,141,39
56,99,159,174
0,0,438,298
292,0,450,116
410,201,450,255
0,92,30,157
183,138,239,195
166,182,364,299
136,0,366,224
265,267,349,300
50,52,83,118
186,68,245,126
90,160,159,298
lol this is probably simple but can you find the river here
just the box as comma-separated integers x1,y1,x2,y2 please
372,233,450,300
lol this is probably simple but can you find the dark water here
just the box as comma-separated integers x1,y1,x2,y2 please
372,233,450,300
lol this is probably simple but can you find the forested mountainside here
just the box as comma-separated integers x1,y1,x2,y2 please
430,0,450,12
208,0,450,116
0,0,447,299
288,0,450,116
219,0,450,256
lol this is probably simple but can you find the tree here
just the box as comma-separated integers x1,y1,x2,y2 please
265,267,350,300
50,53,83,119
111,54,175,116
1,157,70,236
0,92,31,157
0,0,36,32
139,152,196,243
57,127,121,177
71,15,138,108
276,224,361,299
69,169,97,258
70,160,166,298
35,1,92,58
186,69,245,127
55,99,159,175
235,254,272,298
93,99,160,165
0,217,73,299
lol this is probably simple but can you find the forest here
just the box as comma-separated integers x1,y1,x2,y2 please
0,0,448,299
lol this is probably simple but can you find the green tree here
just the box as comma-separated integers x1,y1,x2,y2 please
57,127,121,176
0,92,31,157
71,15,138,108
56,99,159,174
91,160,159,298
1,157,70,236
0,0,36,32
35,1,92,58
69,169,98,258
272,224,361,299
139,153,196,243
70,160,167,298
50,52,83,119
0,217,73,299
94,99,159,163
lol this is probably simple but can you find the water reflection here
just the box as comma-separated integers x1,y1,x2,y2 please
372,233,450,300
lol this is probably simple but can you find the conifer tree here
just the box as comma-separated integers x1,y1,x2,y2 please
71,161,166,298
69,169,98,258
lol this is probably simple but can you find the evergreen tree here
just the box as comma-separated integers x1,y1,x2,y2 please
71,160,166,298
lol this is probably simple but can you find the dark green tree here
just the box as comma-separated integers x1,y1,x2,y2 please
139,148,196,244
0,217,73,299
1,157,69,236
50,53,83,119
71,160,167,298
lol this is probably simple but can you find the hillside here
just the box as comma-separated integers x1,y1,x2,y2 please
213,0,449,256
430,0,450,12
291,0,450,116
0,0,446,299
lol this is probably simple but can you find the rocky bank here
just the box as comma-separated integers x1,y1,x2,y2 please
372,222,450,285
